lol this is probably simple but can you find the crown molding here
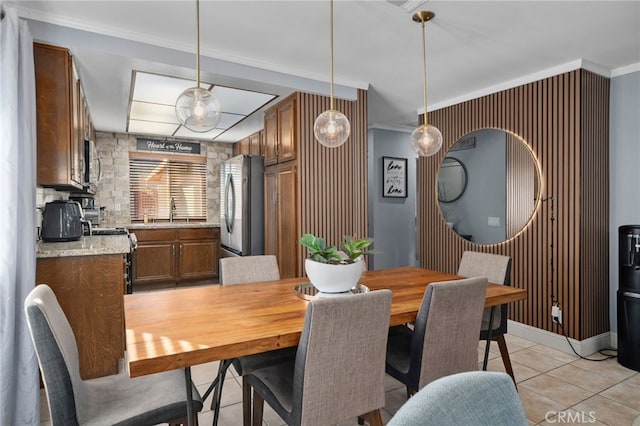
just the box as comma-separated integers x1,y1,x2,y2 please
611,62,640,78
425,59,613,114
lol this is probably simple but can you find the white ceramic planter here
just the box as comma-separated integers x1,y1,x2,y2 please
305,258,363,293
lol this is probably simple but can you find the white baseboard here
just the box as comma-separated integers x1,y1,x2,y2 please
610,331,618,349
507,320,613,357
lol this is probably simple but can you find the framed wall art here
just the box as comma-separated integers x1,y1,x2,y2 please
382,156,407,198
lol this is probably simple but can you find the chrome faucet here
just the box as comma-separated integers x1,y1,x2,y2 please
170,197,176,222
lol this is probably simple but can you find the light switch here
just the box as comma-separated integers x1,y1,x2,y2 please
488,217,501,227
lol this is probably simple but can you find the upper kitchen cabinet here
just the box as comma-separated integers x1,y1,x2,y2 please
250,131,263,156
34,43,93,191
264,94,296,166
233,130,263,157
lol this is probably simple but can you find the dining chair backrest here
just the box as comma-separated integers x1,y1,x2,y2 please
457,251,511,332
24,284,88,425
411,277,487,389
388,371,527,426
26,284,203,426
292,290,392,425
219,255,280,285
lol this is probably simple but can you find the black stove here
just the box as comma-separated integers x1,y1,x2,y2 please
91,227,129,236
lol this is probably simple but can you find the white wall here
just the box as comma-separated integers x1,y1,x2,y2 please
367,128,418,270
609,70,640,333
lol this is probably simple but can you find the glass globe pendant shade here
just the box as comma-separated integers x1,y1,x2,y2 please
410,123,443,157
313,109,351,148
175,86,222,133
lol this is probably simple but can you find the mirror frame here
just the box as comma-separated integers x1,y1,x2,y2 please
436,128,542,245
437,157,468,203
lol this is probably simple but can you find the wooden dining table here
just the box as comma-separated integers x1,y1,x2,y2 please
124,266,527,424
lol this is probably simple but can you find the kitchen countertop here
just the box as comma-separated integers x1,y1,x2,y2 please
125,222,220,230
37,235,131,258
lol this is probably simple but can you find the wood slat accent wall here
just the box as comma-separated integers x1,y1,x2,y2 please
580,72,610,339
417,70,609,340
506,133,536,239
296,89,369,276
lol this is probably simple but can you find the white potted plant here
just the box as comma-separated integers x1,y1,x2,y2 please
300,233,377,293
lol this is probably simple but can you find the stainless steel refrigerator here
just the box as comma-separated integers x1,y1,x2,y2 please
220,155,265,257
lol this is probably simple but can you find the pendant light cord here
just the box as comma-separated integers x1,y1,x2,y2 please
329,0,335,110
421,20,428,126
195,0,201,88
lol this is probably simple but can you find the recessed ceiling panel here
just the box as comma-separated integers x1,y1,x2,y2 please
174,127,225,140
128,71,276,141
130,101,179,124
212,86,276,115
128,120,179,136
217,113,245,129
132,72,200,105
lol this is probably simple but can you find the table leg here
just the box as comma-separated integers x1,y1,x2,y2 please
185,367,194,426
482,306,496,370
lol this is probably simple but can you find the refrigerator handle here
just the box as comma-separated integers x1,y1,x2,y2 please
224,173,236,234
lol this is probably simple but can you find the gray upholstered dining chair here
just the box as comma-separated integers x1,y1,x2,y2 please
247,290,393,426
387,371,527,426
24,284,202,426
206,255,296,426
457,251,514,381
386,277,487,397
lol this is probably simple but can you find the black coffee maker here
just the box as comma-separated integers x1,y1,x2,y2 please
618,225,640,372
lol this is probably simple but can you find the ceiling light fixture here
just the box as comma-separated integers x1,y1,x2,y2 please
410,11,442,157
175,0,222,133
314,0,351,148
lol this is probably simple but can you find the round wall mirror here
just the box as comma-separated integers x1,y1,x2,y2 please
438,157,467,203
437,129,541,245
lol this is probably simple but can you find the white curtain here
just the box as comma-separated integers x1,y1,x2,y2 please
0,6,39,425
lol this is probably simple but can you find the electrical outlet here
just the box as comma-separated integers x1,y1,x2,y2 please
552,305,562,324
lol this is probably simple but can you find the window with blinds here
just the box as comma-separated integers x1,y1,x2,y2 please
129,152,207,221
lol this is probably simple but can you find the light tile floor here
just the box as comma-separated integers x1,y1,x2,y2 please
40,334,640,425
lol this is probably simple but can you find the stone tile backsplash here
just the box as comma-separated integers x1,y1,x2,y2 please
94,132,233,226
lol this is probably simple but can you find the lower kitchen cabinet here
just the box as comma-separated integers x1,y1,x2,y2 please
36,254,125,379
133,226,219,290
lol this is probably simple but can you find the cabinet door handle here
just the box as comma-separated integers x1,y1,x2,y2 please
180,244,183,255
172,244,175,256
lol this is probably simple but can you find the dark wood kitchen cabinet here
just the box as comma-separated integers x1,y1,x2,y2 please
133,227,219,290
132,229,177,287
264,95,296,166
233,130,263,157
36,254,125,379
264,162,298,278
34,42,94,191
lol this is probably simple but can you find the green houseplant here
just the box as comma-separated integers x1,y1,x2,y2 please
299,233,376,264
300,233,377,292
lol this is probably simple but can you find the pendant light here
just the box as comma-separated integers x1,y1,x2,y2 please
175,0,222,133
410,11,442,157
314,0,350,148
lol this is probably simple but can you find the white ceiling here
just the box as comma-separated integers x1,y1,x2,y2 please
6,0,640,143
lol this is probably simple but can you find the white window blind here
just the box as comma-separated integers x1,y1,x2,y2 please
129,152,207,221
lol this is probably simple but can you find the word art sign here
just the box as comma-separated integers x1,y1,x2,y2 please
137,138,201,155
382,156,407,198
